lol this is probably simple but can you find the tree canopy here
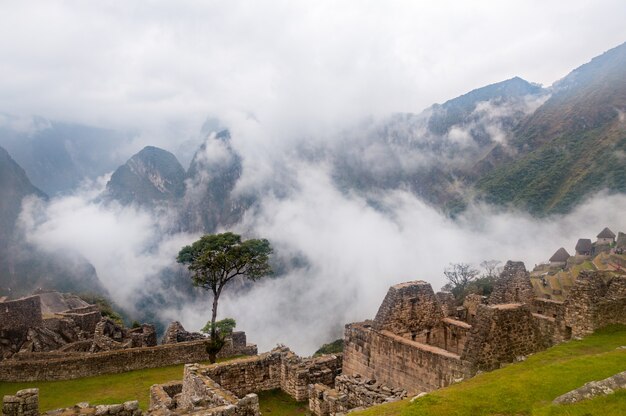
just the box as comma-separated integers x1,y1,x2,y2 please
177,232,272,362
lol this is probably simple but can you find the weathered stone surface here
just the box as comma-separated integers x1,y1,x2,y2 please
342,321,471,394
309,374,407,415
0,338,257,382
564,272,626,338
462,294,487,325
198,347,342,402
2,388,39,416
436,292,456,317
162,321,205,344
489,261,534,305
553,370,626,404
374,281,443,341
0,296,42,334
462,303,549,371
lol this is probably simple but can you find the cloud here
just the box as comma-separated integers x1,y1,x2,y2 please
160,163,626,354
0,1,625,146
17,176,198,310
6,1,626,357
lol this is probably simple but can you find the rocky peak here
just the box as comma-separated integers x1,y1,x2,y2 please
103,146,186,207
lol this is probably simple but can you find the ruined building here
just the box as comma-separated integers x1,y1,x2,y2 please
2,228,625,416
310,257,626,415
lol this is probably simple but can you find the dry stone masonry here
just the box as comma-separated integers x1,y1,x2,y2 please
2,227,625,415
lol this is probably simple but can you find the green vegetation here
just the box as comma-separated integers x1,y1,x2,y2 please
0,357,307,415
478,124,626,216
201,317,237,336
177,232,272,363
354,324,626,416
257,389,310,415
314,339,344,356
77,293,126,325
0,357,239,412
0,362,186,411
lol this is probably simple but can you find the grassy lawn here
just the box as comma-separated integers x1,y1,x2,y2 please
0,357,243,411
0,362,188,411
0,357,309,415
354,324,626,416
257,390,310,416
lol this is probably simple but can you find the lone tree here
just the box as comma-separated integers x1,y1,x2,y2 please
177,232,272,362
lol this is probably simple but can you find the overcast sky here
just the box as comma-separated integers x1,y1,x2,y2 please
1,1,626,141
7,1,626,353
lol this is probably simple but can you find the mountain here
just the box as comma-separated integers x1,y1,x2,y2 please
330,77,548,211
0,145,46,247
181,130,252,232
0,116,133,195
476,41,626,214
103,146,186,207
427,76,546,137
0,145,105,297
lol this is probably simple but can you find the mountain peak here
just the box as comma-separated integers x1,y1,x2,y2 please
103,146,185,206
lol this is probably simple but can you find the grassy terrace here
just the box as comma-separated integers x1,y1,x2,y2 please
354,324,626,416
0,360,308,416
0,355,308,414
1,326,625,415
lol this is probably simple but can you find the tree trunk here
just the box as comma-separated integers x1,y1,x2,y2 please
208,293,219,363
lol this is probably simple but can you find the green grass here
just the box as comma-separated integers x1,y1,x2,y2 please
0,357,242,411
257,389,310,415
0,356,309,415
354,325,626,416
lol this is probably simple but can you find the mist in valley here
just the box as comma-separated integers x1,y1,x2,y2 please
3,1,626,355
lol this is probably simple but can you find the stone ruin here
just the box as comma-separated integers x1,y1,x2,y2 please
2,229,624,416
0,291,158,359
3,388,142,416
0,292,256,367
162,321,205,344
310,259,626,415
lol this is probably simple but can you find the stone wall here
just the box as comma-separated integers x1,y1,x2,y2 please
462,294,487,325
149,380,182,411
461,303,549,371
2,388,39,416
373,281,443,340
151,365,260,416
308,374,406,416
198,347,342,402
280,350,342,401
2,388,142,416
342,322,472,394
489,261,534,305
430,318,471,355
564,271,606,336
531,298,565,320
0,338,257,382
436,292,456,317
57,310,101,334
0,296,42,334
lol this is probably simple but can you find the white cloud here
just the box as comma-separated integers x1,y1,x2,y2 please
0,1,624,143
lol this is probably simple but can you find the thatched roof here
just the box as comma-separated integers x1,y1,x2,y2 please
597,227,616,239
549,247,570,262
575,238,592,253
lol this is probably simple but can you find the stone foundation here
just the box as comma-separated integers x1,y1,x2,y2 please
2,388,39,416
373,281,443,340
308,374,407,416
2,389,142,416
197,347,342,401
489,261,534,305
462,303,549,371
342,321,471,394
0,338,257,382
